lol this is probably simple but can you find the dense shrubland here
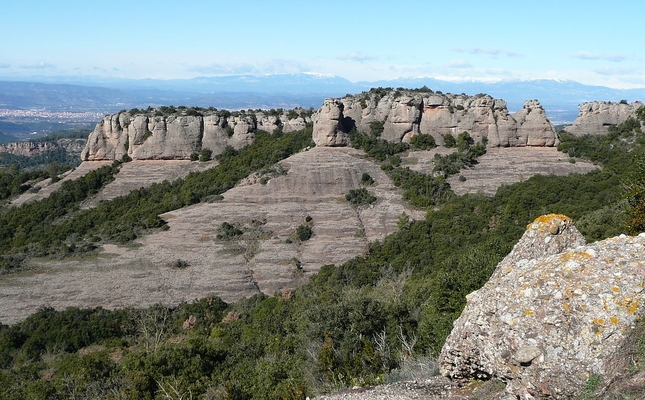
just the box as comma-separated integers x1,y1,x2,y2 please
1,113,645,398
0,148,81,172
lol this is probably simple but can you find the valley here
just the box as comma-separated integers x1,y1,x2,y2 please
0,144,594,325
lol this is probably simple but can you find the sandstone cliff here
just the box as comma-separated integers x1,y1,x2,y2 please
81,108,312,161
0,138,87,156
440,214,645,398
566,101,644,135
312,89,559,148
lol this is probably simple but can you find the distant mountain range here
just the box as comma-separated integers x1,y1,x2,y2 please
2,73,645,124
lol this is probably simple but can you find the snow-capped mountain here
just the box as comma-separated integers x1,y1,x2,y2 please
2,73,645,124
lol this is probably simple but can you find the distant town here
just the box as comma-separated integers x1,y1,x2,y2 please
0,108,106,122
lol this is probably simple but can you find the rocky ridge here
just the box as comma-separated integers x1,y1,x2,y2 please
81,108,312,161
566,101,644,135
312,90,559,148
0,138,87,157
80,93,645,161
440,214,645,398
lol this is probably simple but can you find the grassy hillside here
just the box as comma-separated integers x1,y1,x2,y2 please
0,116,644,398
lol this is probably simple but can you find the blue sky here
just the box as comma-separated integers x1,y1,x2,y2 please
2,0,644,88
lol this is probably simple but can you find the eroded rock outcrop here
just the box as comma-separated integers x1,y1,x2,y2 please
0,138,87,156
312,90,559,148
566,101,644,135
440,214,645,398
312,99,349,146
81,108,312,161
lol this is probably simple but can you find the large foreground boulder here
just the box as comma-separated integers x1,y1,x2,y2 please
440,214,645,398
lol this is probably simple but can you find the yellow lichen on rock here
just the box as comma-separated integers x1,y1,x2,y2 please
527,214,572,231
559,250,592,262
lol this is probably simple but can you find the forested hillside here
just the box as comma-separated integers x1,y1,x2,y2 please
0,113,644,398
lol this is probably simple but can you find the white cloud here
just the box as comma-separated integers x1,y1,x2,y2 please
20,61,56,69
0,63,10,68
447,59,473,69
452,47,522,58
189,59,308,75
336,52,377,63
574,51,627,62
593,66,637,76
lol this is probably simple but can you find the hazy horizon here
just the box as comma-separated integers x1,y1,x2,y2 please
2,0,645,89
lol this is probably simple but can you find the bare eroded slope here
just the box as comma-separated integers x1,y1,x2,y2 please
0,147,422,324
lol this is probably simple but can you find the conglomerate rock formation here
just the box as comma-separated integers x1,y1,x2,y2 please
312,90,559,148
566,101,644,135
0,138,86,156
81,108,311,161
440,214,645,398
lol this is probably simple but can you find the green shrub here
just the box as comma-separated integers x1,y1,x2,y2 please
410,134,436,150
217,222,243,240
443,133,456,148
456,131,473,151
171,259,189,269
361,173,375,186
346,188,377,207
348,129,409,161
626,154,645,234
296,225,313,241
185,108,203,117
369,121,385,137
199,148,213,162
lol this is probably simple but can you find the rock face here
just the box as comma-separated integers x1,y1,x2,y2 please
81,109,312,161
566,101,644,135
312,90,559,148
439,214,645,398
0,138,87,156
312,99,348,146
